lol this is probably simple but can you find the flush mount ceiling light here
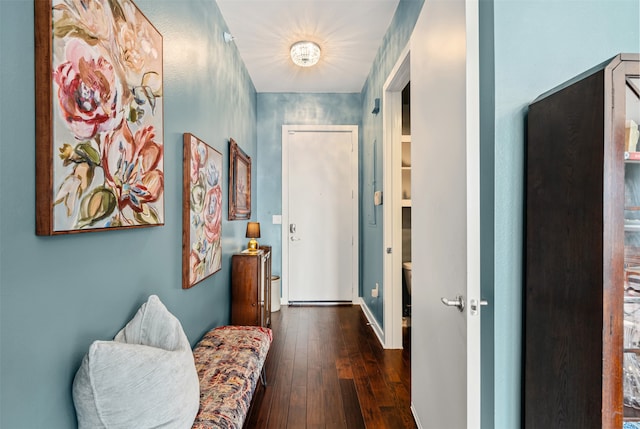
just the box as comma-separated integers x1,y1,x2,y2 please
290,41,321,67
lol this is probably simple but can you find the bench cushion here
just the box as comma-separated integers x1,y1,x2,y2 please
192,325,272,429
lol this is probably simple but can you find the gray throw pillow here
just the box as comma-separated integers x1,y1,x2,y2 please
72,295,199,428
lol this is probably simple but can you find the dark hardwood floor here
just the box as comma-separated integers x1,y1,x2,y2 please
245,305,416,429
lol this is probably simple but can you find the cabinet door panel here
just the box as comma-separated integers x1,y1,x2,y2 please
623,66,640,422
231,248,272,328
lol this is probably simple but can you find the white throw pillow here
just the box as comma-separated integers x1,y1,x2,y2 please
72,295,199,429
114,295,191,351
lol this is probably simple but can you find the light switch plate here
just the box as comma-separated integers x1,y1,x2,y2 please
374,191,383,206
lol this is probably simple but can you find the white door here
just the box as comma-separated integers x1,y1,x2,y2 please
410,1,482,428
282,126,358,303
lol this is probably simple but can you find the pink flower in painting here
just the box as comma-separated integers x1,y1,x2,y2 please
53,39,123,140
203,185,222,243
190,250,203,282
190,141,208,184
102,121,163,213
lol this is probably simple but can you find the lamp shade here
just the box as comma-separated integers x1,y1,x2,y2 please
245,222,261,238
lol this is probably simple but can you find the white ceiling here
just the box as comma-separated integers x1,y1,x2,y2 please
216,0,401,93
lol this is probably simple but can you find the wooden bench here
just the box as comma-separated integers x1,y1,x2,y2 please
191,325,272,429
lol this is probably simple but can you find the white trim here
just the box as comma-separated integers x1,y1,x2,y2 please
357,297,385,345
411,404,424,429
465,1,482,427
281,125,359,305
382,44,410,349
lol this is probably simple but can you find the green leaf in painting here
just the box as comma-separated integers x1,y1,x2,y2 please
129,105,145,123
75,187,117,229
190,181,206,214
75,143,101,166
52,8,100,46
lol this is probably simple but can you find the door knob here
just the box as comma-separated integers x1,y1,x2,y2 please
441,295,465,312
290,236,301,241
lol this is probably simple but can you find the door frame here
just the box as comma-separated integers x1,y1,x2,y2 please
281,125,360,305
465,0,481,423
382,45,410,349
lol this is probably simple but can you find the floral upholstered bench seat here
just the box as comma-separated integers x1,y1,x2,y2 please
191,325,272,429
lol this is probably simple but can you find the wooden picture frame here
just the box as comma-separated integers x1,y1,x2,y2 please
35,0,164,235
228,138,251,220
183,133,223,289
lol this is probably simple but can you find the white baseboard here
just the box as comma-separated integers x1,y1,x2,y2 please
356,297,385,347
411,404,422,429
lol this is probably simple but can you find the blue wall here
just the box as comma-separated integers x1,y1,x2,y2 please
489,1,640,427
0,0,257,427
359,0,423,326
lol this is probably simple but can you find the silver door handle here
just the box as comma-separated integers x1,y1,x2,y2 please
290,236,301,241
441,295,465,312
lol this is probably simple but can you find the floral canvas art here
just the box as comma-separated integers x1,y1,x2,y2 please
183,134,223,289
35,0,164,235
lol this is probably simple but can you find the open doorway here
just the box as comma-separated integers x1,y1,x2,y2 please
401,83,412,329
382,45,410,349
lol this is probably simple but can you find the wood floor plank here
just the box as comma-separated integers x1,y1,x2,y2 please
291,309,308,388
322,366,348,429
286,384,307,429
263,309,296,429
264,356,293,429
339,378,366,429
305,366,324,426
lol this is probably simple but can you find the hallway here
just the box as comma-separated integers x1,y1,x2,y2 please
246,305,416,429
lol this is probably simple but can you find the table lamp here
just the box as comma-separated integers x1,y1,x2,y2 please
246,222,260,252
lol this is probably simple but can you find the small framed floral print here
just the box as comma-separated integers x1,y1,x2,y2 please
35,0,164,235
183,134,223,289
228,138,251,221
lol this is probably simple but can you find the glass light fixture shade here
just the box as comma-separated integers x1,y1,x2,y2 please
290,41,321,67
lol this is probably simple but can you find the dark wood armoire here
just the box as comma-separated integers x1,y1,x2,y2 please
525,54,640,428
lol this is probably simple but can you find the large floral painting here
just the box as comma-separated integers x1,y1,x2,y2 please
35,0,163,235
183,134,223,289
